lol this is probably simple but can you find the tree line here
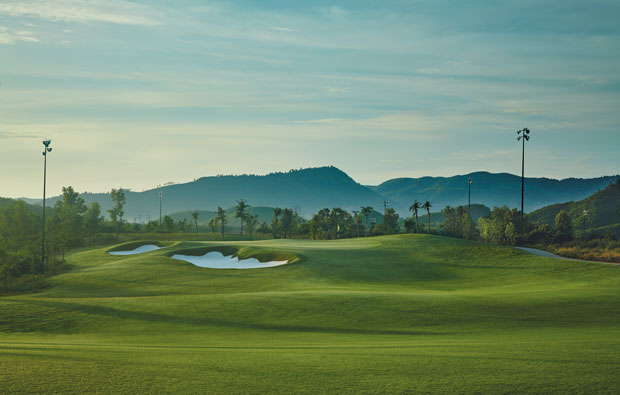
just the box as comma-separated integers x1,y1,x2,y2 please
3,183,605,292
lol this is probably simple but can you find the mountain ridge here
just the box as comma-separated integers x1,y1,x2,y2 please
18,166,619,221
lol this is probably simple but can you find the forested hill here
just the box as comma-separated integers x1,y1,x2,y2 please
527,179,620,235
371,172,619,214
29,167,386,221
20,167,619,221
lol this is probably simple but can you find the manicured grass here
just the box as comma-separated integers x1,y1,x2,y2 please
1,235,620,393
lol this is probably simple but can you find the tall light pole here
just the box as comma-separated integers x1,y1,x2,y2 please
468,178,472,216
159,191,163,226
517,127,531,240
41,140,52,272
383,200,390,215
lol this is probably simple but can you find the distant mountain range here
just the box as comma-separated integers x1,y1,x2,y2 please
19,166,619,221
371,171,619,214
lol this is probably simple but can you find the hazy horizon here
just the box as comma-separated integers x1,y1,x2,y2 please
11,165,620,201
1,1,619,198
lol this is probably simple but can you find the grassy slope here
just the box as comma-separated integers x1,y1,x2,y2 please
1,235,620,393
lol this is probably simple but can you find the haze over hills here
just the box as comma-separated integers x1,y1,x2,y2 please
373,172,620,214
20,166,619,221
24,167,385,221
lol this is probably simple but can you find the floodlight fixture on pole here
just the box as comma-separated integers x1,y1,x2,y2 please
516,127,531,241
468,178,472,216
41,140,52,272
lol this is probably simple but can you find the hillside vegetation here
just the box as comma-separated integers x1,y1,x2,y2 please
23,167,619,220
372,171,619,214
528,179,620,237
1,235,620,393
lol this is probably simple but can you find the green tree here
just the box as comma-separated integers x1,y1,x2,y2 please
256,221,270,234
460,212,477,240
360,206,373,236
422,201,432,233
329,208,352,239
441,206,458,237
0,201,41,275
505,222,517,251
0,260,18,294
235,199,249,235
85,202,102,246
409,200,420,233
108,188,126,238
54,186,87,266
271,207,282,238
404,218,416,233
191,211,199,234
162,215,175,233
477,217,491,242
309,208,330,240
208,218,218,233
216,207,227,240
381,208,400,235
280,208,295,239
244,213,259,240
554,210,573,243
352,210,363,237
45,210,62,271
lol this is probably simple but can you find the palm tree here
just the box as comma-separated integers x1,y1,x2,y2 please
191,211,199,234
216,206,227,240
422,201,432,233
360,206,373,236
409,200,420,233
235,199,249,235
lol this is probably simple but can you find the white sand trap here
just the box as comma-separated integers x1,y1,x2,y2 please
172,251,288,269
109,245,163,255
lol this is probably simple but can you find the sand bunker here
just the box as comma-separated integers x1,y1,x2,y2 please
172,251,288,269
109,245,163,255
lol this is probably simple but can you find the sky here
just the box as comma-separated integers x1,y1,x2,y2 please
1,0,619,198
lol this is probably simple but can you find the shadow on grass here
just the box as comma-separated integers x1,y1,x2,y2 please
6,298,452,337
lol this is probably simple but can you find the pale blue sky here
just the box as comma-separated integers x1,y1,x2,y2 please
1,0,619,198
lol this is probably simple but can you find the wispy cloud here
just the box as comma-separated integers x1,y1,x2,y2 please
0,131,41,139
327,86,349,94
0,0,160,26
270,26,296,32
293,118,343,124
0,27,40,44
20,36,40,43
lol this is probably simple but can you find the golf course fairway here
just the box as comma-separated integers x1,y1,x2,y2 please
1,235,619,393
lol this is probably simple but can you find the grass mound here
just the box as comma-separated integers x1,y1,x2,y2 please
106,240,168,253
1,234,620,393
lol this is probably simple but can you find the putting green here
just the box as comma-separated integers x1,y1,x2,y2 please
1,235,619,393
